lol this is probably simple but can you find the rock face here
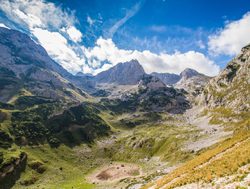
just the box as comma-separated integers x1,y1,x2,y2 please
201,44,250,112
151,72,180,85
175,68,211,95
0,27,86,102
95,59,145,85
179,68,200,79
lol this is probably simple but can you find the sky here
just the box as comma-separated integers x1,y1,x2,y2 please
0,0,250,76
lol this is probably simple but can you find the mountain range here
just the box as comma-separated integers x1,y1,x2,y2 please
0,27,249,189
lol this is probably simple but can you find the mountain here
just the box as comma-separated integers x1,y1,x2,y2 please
0,27,86,103
0,27,111,157
68,74,96,93
151,72,180,85
151,68,211,96
179,68,200,79
95,59,145,85
175,68,211,95
202,44,250,113
101,75,190,114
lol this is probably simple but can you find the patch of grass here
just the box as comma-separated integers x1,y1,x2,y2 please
9,144,95,189
107,122,197,164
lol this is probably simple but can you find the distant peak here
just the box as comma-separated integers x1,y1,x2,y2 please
122,59,140,66
115,59,145,72
180,68,200,79
95,59,145,85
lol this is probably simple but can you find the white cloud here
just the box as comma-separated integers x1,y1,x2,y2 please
208,12,250,56
85,37,220,76
0,23,10,29
32,28,85,73
66,26,82,42
0,0,76,30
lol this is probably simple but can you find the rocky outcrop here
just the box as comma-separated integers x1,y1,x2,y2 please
179,68,201,79
95,59,145,85
201,44,250,112
151,72,180,85
0,152,27,189
175,68,211,95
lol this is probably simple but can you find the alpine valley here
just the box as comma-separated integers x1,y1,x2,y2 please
0,26,249,189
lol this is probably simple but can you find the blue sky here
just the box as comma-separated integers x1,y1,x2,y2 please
0,0,250,76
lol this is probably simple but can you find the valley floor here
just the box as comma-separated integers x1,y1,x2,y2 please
2,106,249,189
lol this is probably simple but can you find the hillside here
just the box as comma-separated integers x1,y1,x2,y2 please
142,45,250,189
0,27,87,103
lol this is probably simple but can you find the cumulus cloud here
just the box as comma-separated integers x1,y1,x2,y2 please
0,0,220,76
208,12,250,56
85,37,219,76
32,28,84,72
0,0,76,30
65,26,82,42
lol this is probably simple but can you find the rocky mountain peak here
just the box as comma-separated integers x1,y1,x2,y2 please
95,59,145,85
175,68,211,96
180,68,200,79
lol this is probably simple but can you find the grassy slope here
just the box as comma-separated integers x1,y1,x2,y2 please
0,144,94,189
13,145,94,189
0,93,109,188
142,108,250,189
101,111,198,163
